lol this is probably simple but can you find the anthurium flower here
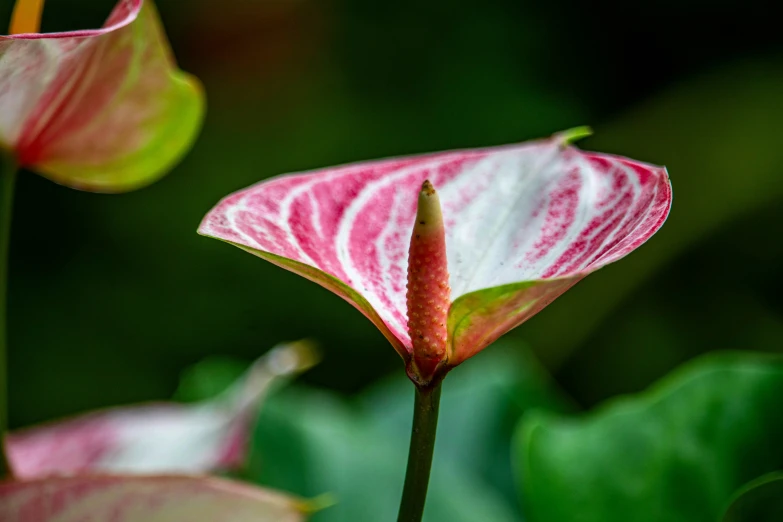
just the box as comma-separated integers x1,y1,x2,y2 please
0,475,308,521
5,341,317,478
0,0,203,191
199,130,672,385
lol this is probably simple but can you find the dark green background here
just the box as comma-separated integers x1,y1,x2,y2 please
2,0,782,429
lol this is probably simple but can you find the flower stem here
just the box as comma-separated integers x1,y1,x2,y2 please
0,151,17,477
397,382,442,522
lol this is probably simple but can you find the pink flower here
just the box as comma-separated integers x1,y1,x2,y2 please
0,475,308,521
5,341,317,478
200,130,671,385
0,342,318,520
0,0,203,192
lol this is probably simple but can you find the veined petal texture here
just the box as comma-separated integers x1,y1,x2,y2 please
200,136,671,364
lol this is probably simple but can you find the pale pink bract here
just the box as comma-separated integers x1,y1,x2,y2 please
0,0,203,192
0,475,306,521
5,341,317,478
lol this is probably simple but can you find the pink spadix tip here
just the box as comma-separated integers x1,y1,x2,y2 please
406,179,451,385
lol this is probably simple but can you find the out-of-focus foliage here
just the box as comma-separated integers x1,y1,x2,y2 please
360,342,574,508
251,386,522,522
722,473,783,522
515,352,783,522
177,343,570,521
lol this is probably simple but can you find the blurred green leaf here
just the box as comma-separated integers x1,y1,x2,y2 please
722,472,783,522
249,385,520,522
174,342,570,519
173,355,248,403
362,341,574,506
515,352,783,522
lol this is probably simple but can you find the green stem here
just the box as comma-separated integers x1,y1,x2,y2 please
397,382,442,522
0,151,17,477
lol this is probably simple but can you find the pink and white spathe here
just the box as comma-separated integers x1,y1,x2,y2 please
0,475,308,521
0,341,318,519
0,0,203,192
200,130,672,385
5,341,317,478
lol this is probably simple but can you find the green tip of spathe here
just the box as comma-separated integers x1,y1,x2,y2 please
297,493,338,514
556,126,593,146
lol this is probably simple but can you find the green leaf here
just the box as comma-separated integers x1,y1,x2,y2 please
173,340,319,404
248,382,523,522
173,355,249,403
515,352,783,522
722,472,783,522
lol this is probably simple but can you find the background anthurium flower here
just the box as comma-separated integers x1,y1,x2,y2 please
4,341,317,478
0,475,308,521
200,131,672,383
0,0,204,192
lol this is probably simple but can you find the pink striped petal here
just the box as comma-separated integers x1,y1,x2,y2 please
0,475,306,521
5,341,317,478
199,133,671,367
0,0,203,192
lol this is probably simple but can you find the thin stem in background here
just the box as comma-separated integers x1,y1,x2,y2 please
0,152,17,477
397,382,442,522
